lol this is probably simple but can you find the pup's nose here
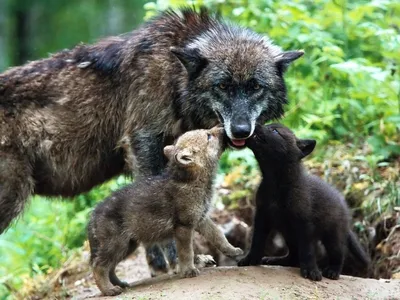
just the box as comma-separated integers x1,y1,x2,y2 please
209,126,224,136
231,123,251,139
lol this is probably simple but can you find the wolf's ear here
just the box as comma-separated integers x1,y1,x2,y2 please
163,145,175,160
274,50,304,74
170,47,208,80
297,139,316,159
175,149,195,166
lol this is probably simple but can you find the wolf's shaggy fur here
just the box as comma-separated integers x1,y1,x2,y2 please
0,7,302,273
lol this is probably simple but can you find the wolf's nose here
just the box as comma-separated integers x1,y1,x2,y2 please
231,123,251,139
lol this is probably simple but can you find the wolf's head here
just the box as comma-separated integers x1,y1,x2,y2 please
171,19,303,148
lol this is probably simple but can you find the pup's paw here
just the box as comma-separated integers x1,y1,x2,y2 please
102,286,123,296
225,247,244,258
194,254,216,268
237,254,260,266
322,267,341,280
183,267,200,278
300,267,322,281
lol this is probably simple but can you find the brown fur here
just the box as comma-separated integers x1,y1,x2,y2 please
87,127,243,296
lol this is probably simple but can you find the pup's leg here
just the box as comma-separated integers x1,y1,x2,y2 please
0,152,33,233
238,209,271,266
196,217,243,258
109,267,130,288
294,220,322,281
88,219,132,295
322,232,345,280
175,226,199,278
109,239,138,288
93,264,123,296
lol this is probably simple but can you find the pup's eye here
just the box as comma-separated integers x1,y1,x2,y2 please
207,133,212,140
272,129,279,134
219,83,227,90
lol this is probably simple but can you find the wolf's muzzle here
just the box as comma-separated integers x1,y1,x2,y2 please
231,123,252,139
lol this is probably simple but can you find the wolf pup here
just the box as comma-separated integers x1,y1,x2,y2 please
0,7,303,276
237,124,370,281
88,126,243,296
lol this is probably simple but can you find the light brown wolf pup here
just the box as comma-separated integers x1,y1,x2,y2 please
87,126,243,296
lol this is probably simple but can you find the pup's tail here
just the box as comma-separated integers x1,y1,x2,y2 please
347,231,371,268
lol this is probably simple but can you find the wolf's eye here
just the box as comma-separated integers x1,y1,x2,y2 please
253,83,260,90
219,83,227,90
207,133,212,140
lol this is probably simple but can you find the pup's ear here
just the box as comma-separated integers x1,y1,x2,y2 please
175,149,195,166
170,47,208,80
274,50,304,74
297,139,316,159
163,145,175,160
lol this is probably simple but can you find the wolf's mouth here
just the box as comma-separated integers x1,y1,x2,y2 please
227,138,247,149
214,110,249,149
230,139,246,147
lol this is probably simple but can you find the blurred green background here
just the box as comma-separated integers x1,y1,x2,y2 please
0,0,399,298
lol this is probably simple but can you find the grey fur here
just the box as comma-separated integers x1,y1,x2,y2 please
87,127,243,296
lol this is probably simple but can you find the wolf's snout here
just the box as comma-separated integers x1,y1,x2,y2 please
231,123,252,139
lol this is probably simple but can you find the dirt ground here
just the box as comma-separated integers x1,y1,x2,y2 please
64,246,400,300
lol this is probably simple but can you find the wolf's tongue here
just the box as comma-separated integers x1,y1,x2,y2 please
231,139,246,147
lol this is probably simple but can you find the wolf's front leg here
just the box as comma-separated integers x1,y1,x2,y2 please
130,130,167,177
128,130,175,277
196,217,243,258
175,226,199,278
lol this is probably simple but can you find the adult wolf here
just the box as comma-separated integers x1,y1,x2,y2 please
0,7,303,275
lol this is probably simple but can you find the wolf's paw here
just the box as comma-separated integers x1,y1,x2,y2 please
101,286,123,296
237,254,260,266
182,267,200,278
194,254,216,268
323,267,341,280
300,267,322,281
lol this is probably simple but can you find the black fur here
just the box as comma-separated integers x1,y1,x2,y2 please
237,123,370,281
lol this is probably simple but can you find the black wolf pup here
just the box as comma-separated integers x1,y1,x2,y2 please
88,126,243,296
0,7,303,275
238,124,370,281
